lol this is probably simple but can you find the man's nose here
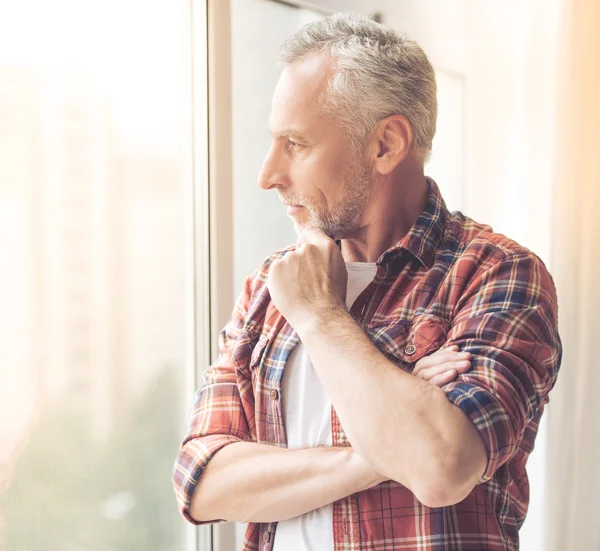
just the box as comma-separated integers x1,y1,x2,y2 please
257,145,288,191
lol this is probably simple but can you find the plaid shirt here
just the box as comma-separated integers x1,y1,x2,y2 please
172,178,562,551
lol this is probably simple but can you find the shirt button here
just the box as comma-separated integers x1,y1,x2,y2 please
263,531,270,543
405,344,417,355
269,389,278,400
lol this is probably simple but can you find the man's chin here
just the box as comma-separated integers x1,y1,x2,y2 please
291,212,312,235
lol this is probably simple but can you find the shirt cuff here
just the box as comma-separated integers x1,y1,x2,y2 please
443,382,517,483
172,434,243,525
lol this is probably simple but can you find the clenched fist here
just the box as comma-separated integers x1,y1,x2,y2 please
267,227,348,330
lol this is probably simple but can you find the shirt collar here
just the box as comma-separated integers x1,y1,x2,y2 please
376,177,449,270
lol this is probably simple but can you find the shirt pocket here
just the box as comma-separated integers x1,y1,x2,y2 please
367,314,450,373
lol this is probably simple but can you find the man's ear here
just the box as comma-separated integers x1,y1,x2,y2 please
368,115,413,175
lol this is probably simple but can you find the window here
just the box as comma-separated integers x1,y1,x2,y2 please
0,1,206,549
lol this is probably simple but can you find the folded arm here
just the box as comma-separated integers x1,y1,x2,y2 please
189,442,383,523
294,251,562,506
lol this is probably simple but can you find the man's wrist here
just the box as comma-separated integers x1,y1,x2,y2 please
348,447,388,490
294,303,350,339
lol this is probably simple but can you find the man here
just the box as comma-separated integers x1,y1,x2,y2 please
172,12,562,551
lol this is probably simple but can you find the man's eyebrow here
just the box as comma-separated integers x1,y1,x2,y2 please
269,127,307,140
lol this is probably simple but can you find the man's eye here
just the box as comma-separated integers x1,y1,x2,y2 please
288,140,304,150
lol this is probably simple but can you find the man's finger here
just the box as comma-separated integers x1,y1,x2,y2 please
295,235,307,249
415,347,460,370
415,360,470,380
414,349,470,372
300,226,334,246
429,370,457,387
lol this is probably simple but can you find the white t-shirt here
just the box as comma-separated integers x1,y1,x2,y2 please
272,261,378,551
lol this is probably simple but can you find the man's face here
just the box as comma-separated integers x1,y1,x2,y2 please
258,53,372,239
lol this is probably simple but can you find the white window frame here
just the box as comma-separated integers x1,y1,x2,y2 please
189,0,214,549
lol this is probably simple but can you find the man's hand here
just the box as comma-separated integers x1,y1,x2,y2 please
412,345,472,386
267,227,348,329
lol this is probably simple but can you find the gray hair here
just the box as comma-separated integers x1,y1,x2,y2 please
279,12,437,163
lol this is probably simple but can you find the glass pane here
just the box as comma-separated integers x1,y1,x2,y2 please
0,1,196,549
427,69,466,212
230,0,323,546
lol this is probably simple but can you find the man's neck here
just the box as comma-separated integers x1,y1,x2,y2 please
339,173,429,263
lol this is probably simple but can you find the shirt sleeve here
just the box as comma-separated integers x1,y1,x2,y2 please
442,252,562,483
171,275,255,525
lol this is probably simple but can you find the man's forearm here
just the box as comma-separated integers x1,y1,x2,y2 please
189,442,385,524
295,309,487,507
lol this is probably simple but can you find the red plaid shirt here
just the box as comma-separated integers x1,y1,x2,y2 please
172,178,562,550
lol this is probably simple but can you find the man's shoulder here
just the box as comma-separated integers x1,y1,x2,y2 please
445,210,548,273
442,211,558,314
